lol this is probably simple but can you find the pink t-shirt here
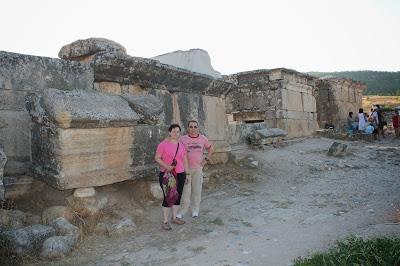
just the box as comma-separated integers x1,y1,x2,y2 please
180,134,211,170
156,140,186,173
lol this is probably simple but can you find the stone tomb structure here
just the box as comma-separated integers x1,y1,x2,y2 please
315,78,365,129
0,38,364,192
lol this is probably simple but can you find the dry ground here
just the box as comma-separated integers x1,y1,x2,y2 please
33,136,400,266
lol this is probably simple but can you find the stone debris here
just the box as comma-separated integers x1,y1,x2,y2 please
149,182,164,200
107,217,137,236
51,217,80,241
40,235,76,259
58,37,127,61
74,187,96,198
42,206,74,225
0,148,6,200
0,209,39,229
327,142,348,157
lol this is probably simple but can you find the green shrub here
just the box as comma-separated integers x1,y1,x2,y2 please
293,235,400,266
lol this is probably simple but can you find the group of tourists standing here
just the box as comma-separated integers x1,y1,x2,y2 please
154,120,214,231
347,105,399,139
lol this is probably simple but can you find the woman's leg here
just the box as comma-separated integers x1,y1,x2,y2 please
162,207,170,223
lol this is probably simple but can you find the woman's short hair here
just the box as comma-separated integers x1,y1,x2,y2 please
168,124,181,132
359,108,364,113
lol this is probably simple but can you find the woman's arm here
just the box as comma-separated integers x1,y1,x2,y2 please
155,152,174,172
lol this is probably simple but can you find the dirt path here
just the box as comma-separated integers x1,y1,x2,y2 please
42,137,400,266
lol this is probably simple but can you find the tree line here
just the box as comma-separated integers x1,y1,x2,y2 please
307,71,400,96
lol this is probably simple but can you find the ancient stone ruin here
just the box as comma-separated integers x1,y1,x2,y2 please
0,37,364,192
0,38,365,259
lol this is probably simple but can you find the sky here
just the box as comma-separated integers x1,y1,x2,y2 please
2,0,400,75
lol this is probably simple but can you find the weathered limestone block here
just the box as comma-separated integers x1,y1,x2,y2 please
130,125,167,178
94,81,122,94
93,52,233,97
25,89,141,190
0,51,94,176
122,94,163,124
248,127,287,146
3,175,34,199
58,37,126,61
0,148,6,199
0,51,93,93
25,88,140,129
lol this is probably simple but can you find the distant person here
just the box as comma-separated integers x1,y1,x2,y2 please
393,109,399,137
376,105,386,138
178,120,214,218
155,124,190,230
347,112,357,132
358,108,367,131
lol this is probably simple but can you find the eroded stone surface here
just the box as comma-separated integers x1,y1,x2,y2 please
58,37,126,61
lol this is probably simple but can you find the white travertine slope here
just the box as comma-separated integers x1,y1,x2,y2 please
152,49,222,79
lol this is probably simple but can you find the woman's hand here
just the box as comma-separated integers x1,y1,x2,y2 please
185,173,191,184
165,165,175,172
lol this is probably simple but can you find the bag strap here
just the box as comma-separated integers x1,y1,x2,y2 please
173,143,179,160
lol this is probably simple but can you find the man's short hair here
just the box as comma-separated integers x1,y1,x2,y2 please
187,120,198,126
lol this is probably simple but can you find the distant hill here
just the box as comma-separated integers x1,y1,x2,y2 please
307,71,400,96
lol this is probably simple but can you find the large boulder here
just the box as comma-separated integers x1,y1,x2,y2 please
58,37,126,61
1,224,55,256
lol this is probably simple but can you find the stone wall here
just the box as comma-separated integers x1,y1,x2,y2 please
0,51,93,176
225,68,317,139
91,52,232,164
0,38,364,191
315,78,365,129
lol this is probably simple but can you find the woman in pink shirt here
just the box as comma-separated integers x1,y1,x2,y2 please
155,124,190,230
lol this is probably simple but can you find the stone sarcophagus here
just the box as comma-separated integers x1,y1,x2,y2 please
25,89,142,190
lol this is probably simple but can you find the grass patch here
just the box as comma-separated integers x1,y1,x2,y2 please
241,221,253,227
208,217,224,226
293,235,400,266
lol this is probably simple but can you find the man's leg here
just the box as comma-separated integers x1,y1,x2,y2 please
191,169,203,216
178,172,192,217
